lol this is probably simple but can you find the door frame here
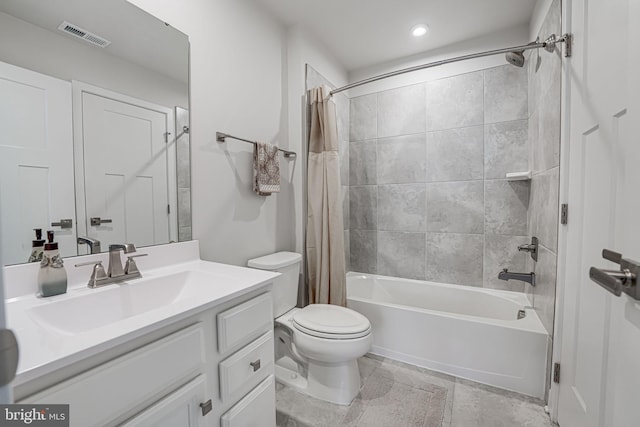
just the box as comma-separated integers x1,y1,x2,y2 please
72,81,178,250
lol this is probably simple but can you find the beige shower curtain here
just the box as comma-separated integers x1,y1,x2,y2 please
306,86,346,306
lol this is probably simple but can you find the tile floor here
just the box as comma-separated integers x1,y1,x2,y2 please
276,355,556,427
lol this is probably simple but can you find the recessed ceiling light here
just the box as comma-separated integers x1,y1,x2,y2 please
411,24,428,37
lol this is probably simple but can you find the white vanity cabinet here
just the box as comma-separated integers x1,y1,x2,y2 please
15,290,276,427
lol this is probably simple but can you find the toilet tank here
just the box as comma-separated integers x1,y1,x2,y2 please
247,252,302,317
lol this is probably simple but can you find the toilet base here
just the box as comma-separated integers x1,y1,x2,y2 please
275,356,361,405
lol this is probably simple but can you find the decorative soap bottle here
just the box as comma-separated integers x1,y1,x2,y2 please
27,228,46,263
37,230,68,297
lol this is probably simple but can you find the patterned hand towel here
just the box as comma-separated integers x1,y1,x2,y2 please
253,141,280,196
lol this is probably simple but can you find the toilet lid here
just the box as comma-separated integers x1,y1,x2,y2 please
292,304,371,339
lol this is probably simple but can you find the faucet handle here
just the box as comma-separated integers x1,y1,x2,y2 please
124,254,147,275
74,260,108,288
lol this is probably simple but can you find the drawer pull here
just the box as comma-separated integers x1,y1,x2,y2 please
250,359,261,372
200,399,213,416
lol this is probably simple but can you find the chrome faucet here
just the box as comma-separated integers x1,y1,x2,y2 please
77,236,101,254
498,269,536,286
75,243,147,288
108,243,136,278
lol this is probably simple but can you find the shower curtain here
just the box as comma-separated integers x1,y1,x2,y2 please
306,86,346,306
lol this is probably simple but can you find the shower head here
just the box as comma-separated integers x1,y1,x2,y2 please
505,50,525,67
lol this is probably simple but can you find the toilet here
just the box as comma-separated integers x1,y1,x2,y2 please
247,251,372,405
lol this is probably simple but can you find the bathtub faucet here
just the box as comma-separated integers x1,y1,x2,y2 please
498,269,535,286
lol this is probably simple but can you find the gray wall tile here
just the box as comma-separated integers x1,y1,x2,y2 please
426,233,484,286
535,77,561,172
178,188,191,228
336,92,350,146
350,140,377,185
350,94,377,141
426,71,484,131
377,134,427,184
378,184,426,232
483,234,530,291
485,180,529,235
377,83,426,138
427,181,484,234
340,139,349,185
350,186,377,230
344,230,350,272
528,109,539,172
484,120,529,179
426,126,484,182
178,226,192,242
378,231,426,280
342,185,350,230
534,245,557,335
350,230,377,273
484,65,528,124
529,167,559,251
176,138,191,189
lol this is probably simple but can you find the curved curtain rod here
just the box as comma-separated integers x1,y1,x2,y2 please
330,34,570,96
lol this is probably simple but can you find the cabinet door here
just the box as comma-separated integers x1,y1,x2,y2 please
122,375,208,427
221,375,275,427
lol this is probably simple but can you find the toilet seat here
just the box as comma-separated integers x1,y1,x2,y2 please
292,304,371,339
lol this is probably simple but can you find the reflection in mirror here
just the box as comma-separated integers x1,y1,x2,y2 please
0,0,190,266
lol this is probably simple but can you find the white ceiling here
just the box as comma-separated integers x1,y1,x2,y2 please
0,0,188,83
253,0,538,71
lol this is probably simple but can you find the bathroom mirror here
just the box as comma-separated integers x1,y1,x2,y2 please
0,0,190,266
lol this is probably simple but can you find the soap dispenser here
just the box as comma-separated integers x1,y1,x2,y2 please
27,228,46,263
37,230,68,297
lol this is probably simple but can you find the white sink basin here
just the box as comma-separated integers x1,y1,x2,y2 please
28,270,227,334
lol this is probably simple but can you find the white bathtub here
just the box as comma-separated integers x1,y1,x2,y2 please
346,272,548,398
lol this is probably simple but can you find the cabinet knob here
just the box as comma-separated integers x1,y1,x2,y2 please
199,399,212,416
250,359,261,372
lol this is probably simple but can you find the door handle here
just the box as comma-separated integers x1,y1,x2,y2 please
602,249,622,264
90,217,113,226
589,267,625,296
590,249,639,300
51,219,73,229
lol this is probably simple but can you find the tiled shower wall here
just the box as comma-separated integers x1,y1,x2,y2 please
176,107,192,242
305,65,351,270
527,0,562,394
349,64,533,291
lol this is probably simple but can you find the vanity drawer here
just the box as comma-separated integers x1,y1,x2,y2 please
219,331,274,402
221,375,275,427
217,292,272,353
23,323,206,427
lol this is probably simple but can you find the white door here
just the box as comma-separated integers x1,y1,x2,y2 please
557,0,640,426
0,62,76,264
81,91,171,251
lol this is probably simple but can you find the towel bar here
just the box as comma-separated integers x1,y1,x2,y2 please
216,132,296,158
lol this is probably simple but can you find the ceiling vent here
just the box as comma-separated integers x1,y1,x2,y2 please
57,21,111,48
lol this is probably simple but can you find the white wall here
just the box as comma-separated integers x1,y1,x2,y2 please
0,11,187,109
127,0,297,266
348,25,530,97
286,26,348,261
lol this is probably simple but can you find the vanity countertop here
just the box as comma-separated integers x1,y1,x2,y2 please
3,241,279,387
